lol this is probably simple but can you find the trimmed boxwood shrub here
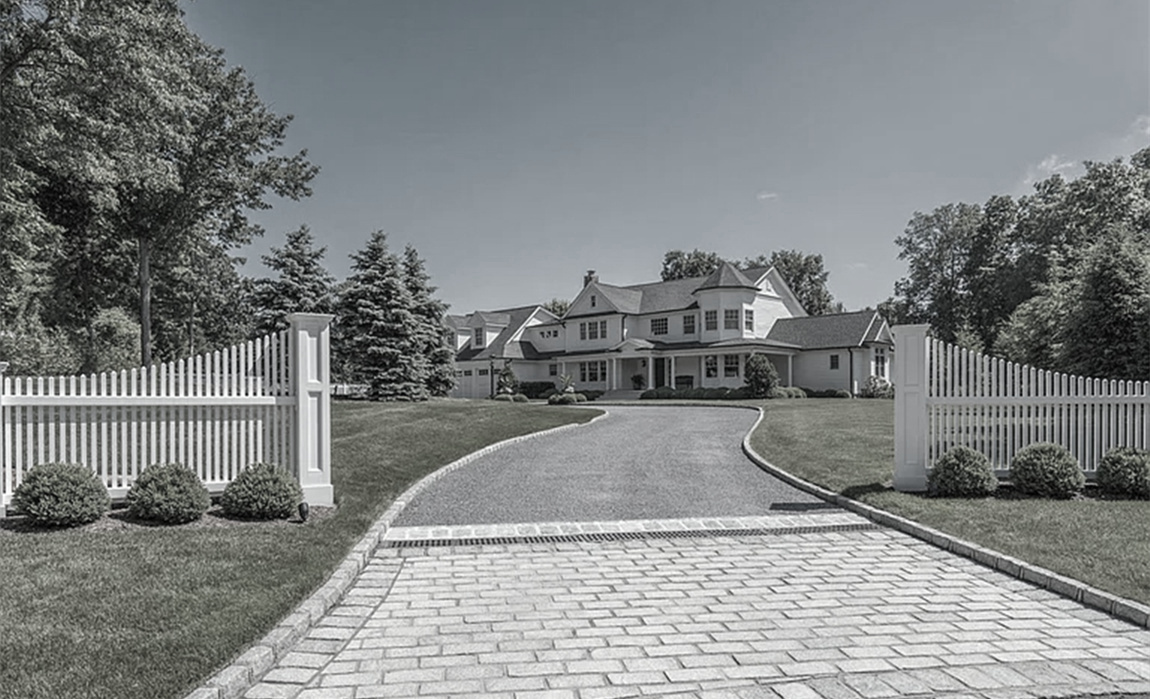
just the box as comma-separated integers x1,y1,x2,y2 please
12,462,110,527
928,446,998,497
582,390,603,402
638,386,753,400
492,393,514,402
221,463,302,520
511,393,529,403
1097,447,1150,499
1010,443,1084,498
127,463,211,524
548,393,578,405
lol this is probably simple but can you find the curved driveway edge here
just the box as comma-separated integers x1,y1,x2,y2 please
184,407,606,699
740,406,1150,631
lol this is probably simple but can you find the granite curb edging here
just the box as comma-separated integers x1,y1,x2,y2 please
739,405,1150,632
182,406,607,699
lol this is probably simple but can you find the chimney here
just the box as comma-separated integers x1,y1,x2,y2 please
583,270,598,287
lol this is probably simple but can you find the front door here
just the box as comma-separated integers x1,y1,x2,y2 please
654,358,666,388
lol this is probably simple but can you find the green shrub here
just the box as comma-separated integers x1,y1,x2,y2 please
1097,447,1150,498
744,354,779,398
768,387,788,399
540,387,558,399
518,381,556,399
511,393,529,403
1010,443,1084,498
12,462,110,527
492,393,513,402
928,446,998,497
582,390,603,401
126,463,211,524
787,387,807,398
548,393,578,405
630,373,646,390
834,389,852,398
573,393,588,402
726,386,751,399
220,463,302,520
859,375,894,399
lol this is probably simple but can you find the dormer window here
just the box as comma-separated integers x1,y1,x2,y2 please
591,295,597,308
473,327,484,348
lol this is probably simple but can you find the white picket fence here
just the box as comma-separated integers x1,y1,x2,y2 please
0,313,334,515
893,324,1150,491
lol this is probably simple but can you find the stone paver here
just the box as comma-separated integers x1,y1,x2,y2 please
242,524,1150,699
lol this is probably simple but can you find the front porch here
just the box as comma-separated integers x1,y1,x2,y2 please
558,345,797,393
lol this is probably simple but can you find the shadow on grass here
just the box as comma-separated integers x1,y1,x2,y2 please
840,482,892,499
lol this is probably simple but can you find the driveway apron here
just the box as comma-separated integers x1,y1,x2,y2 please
238,406,1150,699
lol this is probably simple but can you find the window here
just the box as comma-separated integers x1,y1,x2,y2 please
724,355,739,377
463,370,473,377
683,315,696,334
704,310,718,331
579,361,607,382
591,295,597,308
473,328,484,347
705,355,718,378
724,309,739,330
874,348,887,378
455,370,463,377
580,323,587,341
549,364,558,376
478,368,489,376
830,354,840,370
600,320,608,338
651,318,668,335
744,309,754,332
587,322,599,340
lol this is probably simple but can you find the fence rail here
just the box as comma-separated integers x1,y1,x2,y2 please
893,324,1150,491
0,313,333,514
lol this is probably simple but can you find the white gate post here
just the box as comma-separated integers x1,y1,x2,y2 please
0,361,7,517
288,314,335,506
893,325,930,492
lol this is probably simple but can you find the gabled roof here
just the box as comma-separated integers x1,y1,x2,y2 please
466,311,511,328
696,261,758,291
444,314,469,331
455,305,542,361
766,310,892,350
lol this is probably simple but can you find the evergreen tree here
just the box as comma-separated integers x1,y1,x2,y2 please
1058,229,1150,379
337,232,429,401
250,226,336,337
401,245,455,397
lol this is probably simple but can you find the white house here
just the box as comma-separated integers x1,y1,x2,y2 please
447,263,892,399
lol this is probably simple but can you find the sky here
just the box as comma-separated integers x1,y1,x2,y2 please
181,0,1150,315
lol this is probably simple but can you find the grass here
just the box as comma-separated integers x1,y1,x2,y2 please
0,399,598,699
750,398,1150,608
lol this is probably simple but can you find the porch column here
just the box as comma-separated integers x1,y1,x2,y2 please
787,355,794,387
647,357,654,389
669,355,676,389
612,358,618,390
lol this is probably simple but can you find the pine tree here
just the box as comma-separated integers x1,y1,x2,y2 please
337,232,429,401
250,226,336,336
402,245,456,397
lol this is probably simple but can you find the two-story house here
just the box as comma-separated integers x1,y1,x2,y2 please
448,262,892,399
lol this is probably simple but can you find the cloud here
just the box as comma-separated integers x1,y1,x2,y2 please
844,262,869,271
1021,153,1077,187
755,191,778,201
1134,115,1150,136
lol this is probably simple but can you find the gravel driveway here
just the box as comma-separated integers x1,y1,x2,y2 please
393,405,831,526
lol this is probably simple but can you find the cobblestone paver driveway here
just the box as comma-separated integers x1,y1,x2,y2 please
239,408,1150,698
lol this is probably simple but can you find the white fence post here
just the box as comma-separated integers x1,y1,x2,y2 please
893,324,930,492
0,361,7,517
288,313,334,506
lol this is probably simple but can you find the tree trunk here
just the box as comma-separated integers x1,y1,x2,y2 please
139,237,152,367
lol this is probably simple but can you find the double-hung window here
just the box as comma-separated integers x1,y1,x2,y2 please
744,309,754,332
473,328,485,347
724,355,739,377
683,315,696,334
874,348,887,378
724,310,739,330
588,322,599,340
830,354,840,370
704,310,718,331
651,318,668,335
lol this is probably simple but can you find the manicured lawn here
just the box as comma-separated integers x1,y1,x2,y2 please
0,400,598,699
750,399,1150,608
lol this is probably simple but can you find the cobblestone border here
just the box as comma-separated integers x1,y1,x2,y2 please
183,407,607,699
739,405,1150,632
